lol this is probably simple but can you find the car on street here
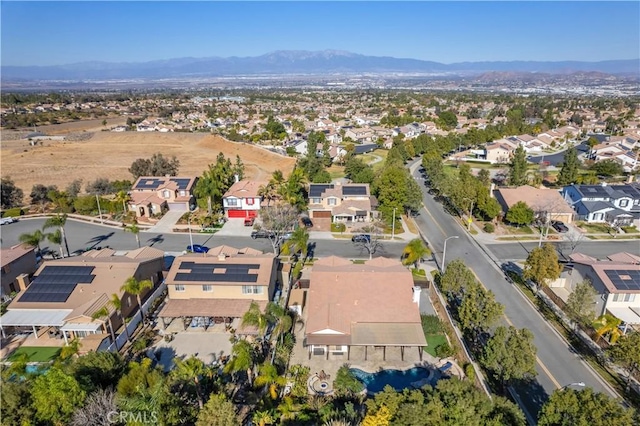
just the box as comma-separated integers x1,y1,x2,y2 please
351,234,371,243
187,244,209,253
0,217,17,225
251,230,275,239
300,217,313,228
551,221,569,233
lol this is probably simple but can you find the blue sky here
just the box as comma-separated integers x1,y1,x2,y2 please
2,1,638,66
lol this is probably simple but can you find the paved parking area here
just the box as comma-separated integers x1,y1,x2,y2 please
215,218,255,237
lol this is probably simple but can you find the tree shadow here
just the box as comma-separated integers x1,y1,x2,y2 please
85,232,115,249
511,377,550,421
146,234,164,247
152,345,178,373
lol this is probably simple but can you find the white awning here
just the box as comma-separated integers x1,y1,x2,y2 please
60,322,102,332
608,307,640,324
0,309,72,327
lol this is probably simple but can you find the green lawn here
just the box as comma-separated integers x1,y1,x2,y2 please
411,268,426,277
8,346,60,362
577,222,612,234
425,334,448,357
504,225,535,235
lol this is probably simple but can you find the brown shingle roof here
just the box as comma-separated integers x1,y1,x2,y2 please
497,185,574,213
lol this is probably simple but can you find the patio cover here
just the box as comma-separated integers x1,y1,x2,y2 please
0,309,72,327
60,322,102,332
351,322,427,346
608,307,640,324
159,298,267,319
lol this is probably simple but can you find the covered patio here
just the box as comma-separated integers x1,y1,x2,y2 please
607,306,640,334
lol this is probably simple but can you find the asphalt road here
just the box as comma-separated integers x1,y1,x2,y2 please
0,218,406,260
409,159,616,420
527,142,589,166
486,240,640,262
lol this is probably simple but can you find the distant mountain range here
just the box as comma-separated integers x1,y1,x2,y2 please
2,50,638,80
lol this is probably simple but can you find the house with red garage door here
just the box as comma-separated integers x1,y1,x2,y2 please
222,179,265,219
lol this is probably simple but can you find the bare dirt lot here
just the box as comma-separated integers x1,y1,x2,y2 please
1,131,296,191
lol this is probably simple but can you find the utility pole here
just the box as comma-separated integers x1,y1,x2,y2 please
188,215,194,249
392,207,397,239
95,194,103,224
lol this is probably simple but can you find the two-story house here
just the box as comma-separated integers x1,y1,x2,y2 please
1,244,37,299
129,176,198,218
484,138,518,164
562,183,640,226
308,183,377,224
158,246,278,331
553,252,640,328
222,179,264,219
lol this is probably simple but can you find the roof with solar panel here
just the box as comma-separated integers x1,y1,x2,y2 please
570,251,640,294
132,176,197,191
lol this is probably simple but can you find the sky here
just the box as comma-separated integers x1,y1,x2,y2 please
1,1,638,66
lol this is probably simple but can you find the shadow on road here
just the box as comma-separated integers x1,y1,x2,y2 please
86,232,115,248
147,234,165,247
512,378,550,421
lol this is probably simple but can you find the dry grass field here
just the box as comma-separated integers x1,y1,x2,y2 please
1,130,296,192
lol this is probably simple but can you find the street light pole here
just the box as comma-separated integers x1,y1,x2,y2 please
95,194,103,224
188,215,194,249
441,235,459,273
392,207,397,239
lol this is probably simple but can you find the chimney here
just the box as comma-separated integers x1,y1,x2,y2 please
412,286,421,307
218,254,227,261
234,174,239,183
16,274,30,291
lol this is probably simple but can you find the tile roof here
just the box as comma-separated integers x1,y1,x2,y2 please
497,185,574,213
1,244,35,267
223,180,265,199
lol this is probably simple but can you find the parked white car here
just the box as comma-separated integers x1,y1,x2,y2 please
0,217,17,225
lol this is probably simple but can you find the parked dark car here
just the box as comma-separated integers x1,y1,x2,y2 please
351,234,371,243
251,230,275,239
301,217,313,228
187,244,209,253
551,221,569,233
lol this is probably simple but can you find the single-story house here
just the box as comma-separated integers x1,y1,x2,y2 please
494,185,575,224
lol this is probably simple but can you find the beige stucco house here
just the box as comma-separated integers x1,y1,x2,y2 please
308,183,377,223
128,176,197,218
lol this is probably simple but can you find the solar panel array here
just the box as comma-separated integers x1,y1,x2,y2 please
309,184,334,197
19,266,96,303
342,186,367,196
175,261,260,283
134,178,165,190
604,269,640,291
169,178,191,190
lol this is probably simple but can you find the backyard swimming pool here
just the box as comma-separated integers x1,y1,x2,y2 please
350,367,439,393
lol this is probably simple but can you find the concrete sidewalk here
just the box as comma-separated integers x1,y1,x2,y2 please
309,219,419,242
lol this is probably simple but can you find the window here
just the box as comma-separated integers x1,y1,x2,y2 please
311,197,321,204
328,197,337,206
163,190,171,199
242,285,263,295
613,293,636,302
619,199,629,208
202,285,212,292
246,198,254,205
227,199,238,207
175,284,185,292
179,190,186,196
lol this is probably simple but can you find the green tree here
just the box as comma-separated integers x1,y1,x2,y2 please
194,154,236,214
538,387,635,426
43,213,70,258
481,326,537,386
196,393,239,426
333,364,365,396
281,226,310,258
401,238,431,269
19,229,45,255
124,221,141,248
436,110,458,130
120,276,153,321
0,176,24,209
114,190,131,214
60,338,82,360
109,293,130,342
72,350,127,393
241,300,271,337
45,228,65,259
506,201,534,227
224,339,256,386
607,332,640,391
565,280,597,328
592,313,623,344
254,363,287,398
31,366,86,425
508,146,528,186
439,259,477,300
1,380,35,425
556,147,580,186
30,183,57,211
252,409,276,426
458,283,504,337
590,159,623,177
172,355,207,408
129,153,180,179
91,305,117,345
523,243,562,291
477,168,491,188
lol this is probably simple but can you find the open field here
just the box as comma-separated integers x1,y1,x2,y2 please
1,131,296,191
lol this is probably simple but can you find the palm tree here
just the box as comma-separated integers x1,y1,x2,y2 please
254,363,287,398
267,303,293,344
120,276,153,322
277,396,303,422
45,229,65,259
593,313,623,343
401,238,432,269
224,339,256,386
124,222,141,248
281,227,309,259
59,338,81,360
252,410,276,426
110,293,130,342
241,301,271,337
19,230,45,255
43,213,70,257
258,183,277,207
115,190,131,216
172,356,207,408
91,305,116,345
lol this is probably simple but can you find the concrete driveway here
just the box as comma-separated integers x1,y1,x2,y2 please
215,218,255,237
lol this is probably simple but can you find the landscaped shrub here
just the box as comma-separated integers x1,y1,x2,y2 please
464,363,476,382
621,225,637,234
331,223,346,233
421,314,444,335
2,207,24,217
435,342,454,358
333,364,364,396
483,223,495,233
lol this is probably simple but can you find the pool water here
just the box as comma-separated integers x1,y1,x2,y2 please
350,367,437,393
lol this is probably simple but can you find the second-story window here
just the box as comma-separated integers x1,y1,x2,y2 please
163,190,170,199
202,285,212,292
311,197,321,204
328,197,337,206
227,199,238,207
247,198,254,205
619,199,629,208
175,284,185,292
